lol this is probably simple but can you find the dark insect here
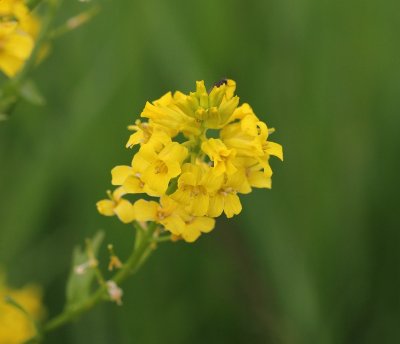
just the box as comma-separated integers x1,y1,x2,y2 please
208,78,228,93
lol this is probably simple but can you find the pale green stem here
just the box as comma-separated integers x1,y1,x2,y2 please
154,235,173,243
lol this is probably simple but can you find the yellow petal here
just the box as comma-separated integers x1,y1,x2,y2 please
4,33,34,60
114,199,135,223
0,51,23,77
181,227,201,243
161,215,185,236
218,96,239,124
160,142,188,164
153,91,173,106
248,171,271,189
96,200,115,216
142,169,169,194
112,186,126,200
126,131,143,148
178,171,197,188
203,171,224,193
134,144,158,166
133,199,158,222
171,189,191,205
111,165,133,185
224,194,242,218
189,193,209,216
207,194,224,218
165,160,181,178
122,175,144,193
265,141,283,161
188,217,215,234
0,22,17,36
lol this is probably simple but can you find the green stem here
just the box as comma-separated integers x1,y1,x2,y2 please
154,235,173,243
42,222,158,334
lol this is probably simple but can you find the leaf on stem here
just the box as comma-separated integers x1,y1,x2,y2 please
20,80,46,106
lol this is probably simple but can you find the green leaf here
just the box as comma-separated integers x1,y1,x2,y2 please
19,80,46,106
65,230,105,311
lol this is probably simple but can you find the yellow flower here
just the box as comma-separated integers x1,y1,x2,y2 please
111,163,160,197
141,92,200,138
220,104,283,176
220,109,267,156
174,209,215,242
0,274,45,344
96,188,135,223
207,171,250,218
0,0,40,77
98,79,283,242
171,163,222,216
126,120,171,151
234,157,273,189
134,196,215,242
134,196,185,236
201,138,237,176
132,142,188,195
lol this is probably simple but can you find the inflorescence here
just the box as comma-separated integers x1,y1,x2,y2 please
97,80,283,242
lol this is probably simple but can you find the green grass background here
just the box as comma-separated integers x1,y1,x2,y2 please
1,0,399,343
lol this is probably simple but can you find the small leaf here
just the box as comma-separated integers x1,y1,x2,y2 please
65,230,105,311
19,80,45,106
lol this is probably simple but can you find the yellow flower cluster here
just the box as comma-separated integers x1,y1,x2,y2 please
97,80,283,242
0,0,40,77
0,275,44,343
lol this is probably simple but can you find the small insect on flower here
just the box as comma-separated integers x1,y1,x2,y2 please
208,78,228,93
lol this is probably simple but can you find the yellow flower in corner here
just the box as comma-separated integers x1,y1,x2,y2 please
0,0,40,77
0,274,45,344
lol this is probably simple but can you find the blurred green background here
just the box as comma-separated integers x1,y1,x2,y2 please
1,0,399,343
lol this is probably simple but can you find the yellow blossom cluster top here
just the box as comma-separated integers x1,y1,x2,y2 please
0,275,44,343
0,0,40,77
97,80,283,242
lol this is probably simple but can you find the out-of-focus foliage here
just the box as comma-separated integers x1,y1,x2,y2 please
0,0,399,343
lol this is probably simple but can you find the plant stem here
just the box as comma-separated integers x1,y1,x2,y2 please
42,222,158,334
